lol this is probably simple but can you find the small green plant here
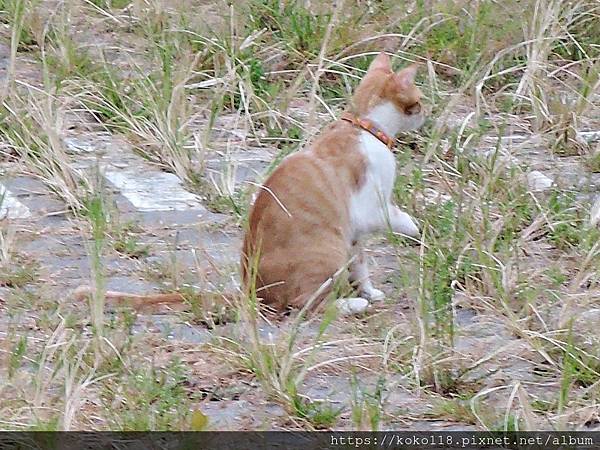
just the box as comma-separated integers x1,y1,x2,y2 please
29,417,60,431
530,398,556,413
544,266,568,287
1,0,39,47
350,375,384,430
102,359,191,430
431,396,478,425
558,327,600,418
0,257,37,287
492,413,522,432
585,151,600,173
113,236,149,259
89,0,131,10
82,180,109,344
44,34,98,87
547,191,584,250
413,200,462,350
202,187,247,218
142,259,180,287
8,334,27,378
288,384,342,429
183,288,235,329
0,266,31,288
398,2,523,86
111,222,150,259
247,0,330,58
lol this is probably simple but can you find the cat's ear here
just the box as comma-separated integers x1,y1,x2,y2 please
395,63,419,89
367,52,392,73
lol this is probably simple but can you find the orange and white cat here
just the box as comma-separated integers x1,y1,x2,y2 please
242,52,425,315
74,52,425,316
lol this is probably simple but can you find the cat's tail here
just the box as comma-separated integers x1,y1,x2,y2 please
72,285,236,312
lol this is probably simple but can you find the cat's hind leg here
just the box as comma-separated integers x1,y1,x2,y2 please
349,245,385,302
288,290,369,316
285,252,373,316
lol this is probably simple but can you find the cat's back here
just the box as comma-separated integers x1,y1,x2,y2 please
249,121,365,235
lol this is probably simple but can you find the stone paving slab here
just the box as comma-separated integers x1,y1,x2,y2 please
0,184,32,219
104,169,206,212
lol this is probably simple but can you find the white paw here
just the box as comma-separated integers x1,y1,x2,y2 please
395,211,421,238
335,297,369,316
362,288,385,302
402,217,421,239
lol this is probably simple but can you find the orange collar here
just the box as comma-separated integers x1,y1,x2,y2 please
340,112,395,149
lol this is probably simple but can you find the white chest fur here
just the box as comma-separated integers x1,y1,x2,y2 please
349,131,397,238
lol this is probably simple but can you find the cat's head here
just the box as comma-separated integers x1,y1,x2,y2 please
350,53,425,135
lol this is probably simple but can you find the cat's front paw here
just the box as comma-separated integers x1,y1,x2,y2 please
362,287,385,302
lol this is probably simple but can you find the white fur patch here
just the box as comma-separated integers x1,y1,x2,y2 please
349,101,422,239
366,102,425,136
349,131,397,238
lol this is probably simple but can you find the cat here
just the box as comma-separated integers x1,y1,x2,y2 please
241,52,425,315
74,52,425,316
